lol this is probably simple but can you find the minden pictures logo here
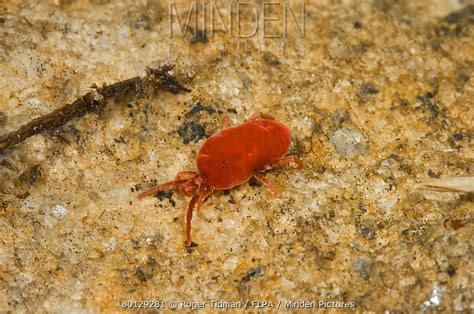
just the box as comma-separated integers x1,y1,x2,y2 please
166,1,306,60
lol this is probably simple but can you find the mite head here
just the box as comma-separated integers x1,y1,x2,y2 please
179,175,209,196
137,171,208,200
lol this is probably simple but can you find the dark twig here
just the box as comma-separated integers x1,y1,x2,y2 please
0,65,190,153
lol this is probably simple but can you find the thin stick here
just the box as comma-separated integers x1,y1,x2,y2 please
416,176,474,193
0,65,190,153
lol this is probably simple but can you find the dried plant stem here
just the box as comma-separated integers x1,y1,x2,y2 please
417,176,474,193
0,65,190,153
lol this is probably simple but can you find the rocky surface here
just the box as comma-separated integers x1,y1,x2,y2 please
0,0,473,312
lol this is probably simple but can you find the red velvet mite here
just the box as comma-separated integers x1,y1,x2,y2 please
138,112,303,247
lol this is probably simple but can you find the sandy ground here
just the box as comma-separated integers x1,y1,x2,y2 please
0,0,473,312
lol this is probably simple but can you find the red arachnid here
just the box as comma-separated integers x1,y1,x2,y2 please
138,113,303,247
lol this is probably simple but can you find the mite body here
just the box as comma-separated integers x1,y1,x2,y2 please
138,113,302,247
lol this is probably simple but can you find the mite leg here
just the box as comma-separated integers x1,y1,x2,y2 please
174,171,198,182
194,189,212,211
248,112,275,121
138,180,179,199
221,115,231,129
254,157,302,196
137,171,197,200
137,178,190,199
271,156,304,168
185,195,199,247
254,173,280,196
185,189,212,247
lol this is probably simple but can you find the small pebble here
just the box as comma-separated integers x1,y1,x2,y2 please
19,165,43,186
358,220,376,239
135,267,150,282
359,83,379,95
105,237,116,251
330,128,368,157
190,102,216,115
420,285,443,310
451,132,463,141
358,83,379,101
51,204,68,217
352,257,371,279
332,109,350,127
178,121,206,144
446,265,456,277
